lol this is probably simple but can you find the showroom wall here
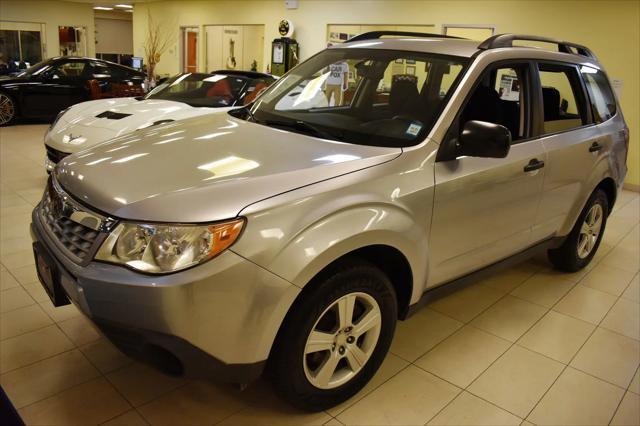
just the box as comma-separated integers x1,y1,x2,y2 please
0,0,95,59
132,0,639,188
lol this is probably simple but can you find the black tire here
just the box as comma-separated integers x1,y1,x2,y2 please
269,259,397,411
548,189,609,272
0,92,17,126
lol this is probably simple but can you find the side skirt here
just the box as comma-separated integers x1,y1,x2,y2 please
404,236,565,319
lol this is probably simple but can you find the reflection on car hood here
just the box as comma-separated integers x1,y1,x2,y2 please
56,113,402,223
47,98,230,154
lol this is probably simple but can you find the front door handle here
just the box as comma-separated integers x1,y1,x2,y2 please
524,158,545,172
589,142,603,153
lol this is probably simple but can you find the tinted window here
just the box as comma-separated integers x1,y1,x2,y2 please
241,78,274,105
89,62,112,78
581,66,616,123
538,64,586,134
458,64,528,142
53,61,86,78
145,73,246,107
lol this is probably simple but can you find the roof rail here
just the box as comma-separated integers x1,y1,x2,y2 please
478,34,596,59
347,31,463,43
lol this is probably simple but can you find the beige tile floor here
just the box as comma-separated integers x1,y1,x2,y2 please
0,123,639,425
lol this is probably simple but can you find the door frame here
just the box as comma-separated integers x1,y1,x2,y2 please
180,26,199,73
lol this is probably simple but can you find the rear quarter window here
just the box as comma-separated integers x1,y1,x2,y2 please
580,66,617,123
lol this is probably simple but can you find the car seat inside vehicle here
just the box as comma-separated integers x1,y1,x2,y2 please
461,80,521,141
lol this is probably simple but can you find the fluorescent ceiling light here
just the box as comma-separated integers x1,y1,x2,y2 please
93,6,114,11
115,4,134,8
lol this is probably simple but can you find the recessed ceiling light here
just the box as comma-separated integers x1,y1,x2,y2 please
93,6,114,11
115,4,133,8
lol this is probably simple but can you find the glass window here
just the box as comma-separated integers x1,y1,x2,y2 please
0,29,42,71
236,48,468,148
89,62,112,78
145,73,247,107
53,61,87,78
580,66,616,123
0,30,20,68
241,78,274,105
19,31,42,64
458,65,527,142
538,64,586,134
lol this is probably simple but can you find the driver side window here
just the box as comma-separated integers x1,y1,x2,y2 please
458,63,529,143
51,61,87,78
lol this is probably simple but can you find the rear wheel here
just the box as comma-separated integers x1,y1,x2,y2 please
269,260,397,411
0,93,16,126
548,189,608,272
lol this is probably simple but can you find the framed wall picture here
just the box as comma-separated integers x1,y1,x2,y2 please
395,58,403,64
406,65,415,75
406,58,416,64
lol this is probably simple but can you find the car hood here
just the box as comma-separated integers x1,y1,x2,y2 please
56,113,402,222
48,98,231,154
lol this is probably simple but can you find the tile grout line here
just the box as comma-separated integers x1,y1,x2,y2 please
410,270,545,424
521,245,635,423
419,215,638,423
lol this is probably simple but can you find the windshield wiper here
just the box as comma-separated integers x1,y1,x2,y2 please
262,119,343,141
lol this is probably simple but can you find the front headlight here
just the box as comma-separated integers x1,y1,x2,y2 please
96,218,244,273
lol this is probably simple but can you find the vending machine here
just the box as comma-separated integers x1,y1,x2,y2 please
271,19,299,76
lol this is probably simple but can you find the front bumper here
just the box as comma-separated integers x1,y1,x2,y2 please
31,207,299,383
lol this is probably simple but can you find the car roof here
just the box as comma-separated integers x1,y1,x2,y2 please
336,37,482,58
50,56,143,73
333,32,598,65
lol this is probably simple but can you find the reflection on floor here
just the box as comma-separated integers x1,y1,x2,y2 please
1,124,639,425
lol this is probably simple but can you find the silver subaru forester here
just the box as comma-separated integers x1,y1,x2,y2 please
31,32,628,410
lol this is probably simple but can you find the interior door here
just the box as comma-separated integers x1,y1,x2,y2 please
182,28,198,73
428,62,546,286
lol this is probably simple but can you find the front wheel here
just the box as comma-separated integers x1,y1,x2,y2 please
269,260,397,411
548,189,609,272
0,93,16,126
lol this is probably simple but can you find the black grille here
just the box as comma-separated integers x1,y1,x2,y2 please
40,188,100,262
46,146,69,164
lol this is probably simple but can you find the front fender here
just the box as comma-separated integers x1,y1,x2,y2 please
234,202,429,304
281,205,424,288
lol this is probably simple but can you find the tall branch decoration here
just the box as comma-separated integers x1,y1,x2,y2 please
143,9,174,85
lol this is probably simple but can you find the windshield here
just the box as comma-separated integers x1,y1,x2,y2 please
145,73,248,107
17,59,53,77
235,48,468,147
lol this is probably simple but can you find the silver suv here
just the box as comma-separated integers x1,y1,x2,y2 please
31,32,628,410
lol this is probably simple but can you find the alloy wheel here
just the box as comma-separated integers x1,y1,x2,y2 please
0,94,15,125
577,203,603,259
303,292,382,390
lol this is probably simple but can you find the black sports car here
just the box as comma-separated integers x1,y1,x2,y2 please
0,56,145,126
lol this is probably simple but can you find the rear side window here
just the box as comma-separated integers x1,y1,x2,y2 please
581,66,616,123
538,63,587,134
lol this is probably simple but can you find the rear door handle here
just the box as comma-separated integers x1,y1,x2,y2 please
589,142,603,153
524,158,545,172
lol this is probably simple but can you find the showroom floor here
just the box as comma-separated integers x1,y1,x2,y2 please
0,123,639,426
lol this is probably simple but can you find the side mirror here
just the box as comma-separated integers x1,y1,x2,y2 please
458,120,511,158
